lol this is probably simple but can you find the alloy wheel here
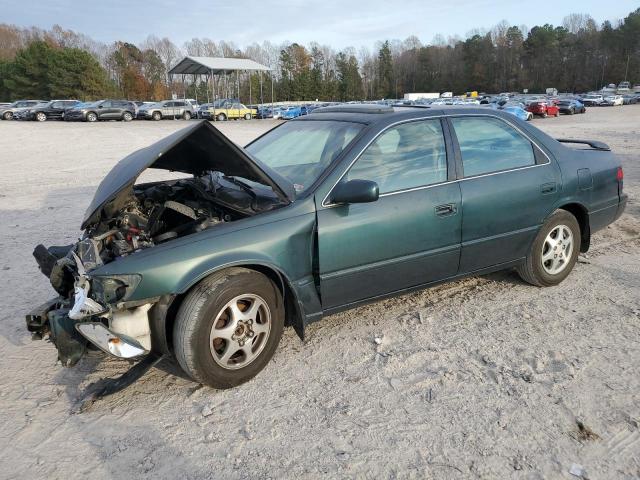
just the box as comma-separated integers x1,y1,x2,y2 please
36,112,46,122
541,225,574,275
209,294,271,370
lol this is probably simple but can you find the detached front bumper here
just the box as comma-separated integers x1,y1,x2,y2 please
26,297,150,366
28,244,156,367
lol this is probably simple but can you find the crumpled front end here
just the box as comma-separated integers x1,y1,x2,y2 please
26,121,293,369
28,245,155,366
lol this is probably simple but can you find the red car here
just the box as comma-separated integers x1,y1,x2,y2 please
526,101,560,118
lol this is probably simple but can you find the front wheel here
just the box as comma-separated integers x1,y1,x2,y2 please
36,112,47,122
542,112,548,118
182,111,191,120
173,268,284,389
152,111,162,121
3,111,13,120
517,210,581,287
244,113,252,120
216,113,227,121
86,112,98,122
555,111,560,117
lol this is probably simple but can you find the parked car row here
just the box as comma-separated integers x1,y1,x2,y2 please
2,90,638,124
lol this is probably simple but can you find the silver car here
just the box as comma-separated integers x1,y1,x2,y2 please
137,100,195,120
1,100,45,120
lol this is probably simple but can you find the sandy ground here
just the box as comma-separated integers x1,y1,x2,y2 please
0,107,638,480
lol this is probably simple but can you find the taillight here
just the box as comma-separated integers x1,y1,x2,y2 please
616,167,624,181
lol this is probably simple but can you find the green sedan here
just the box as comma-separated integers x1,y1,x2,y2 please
28,104,627,391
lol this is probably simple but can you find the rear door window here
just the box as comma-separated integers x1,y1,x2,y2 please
450,117,536,177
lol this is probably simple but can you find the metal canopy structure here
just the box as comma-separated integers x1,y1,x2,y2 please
168,56,273,119
168,56,271,76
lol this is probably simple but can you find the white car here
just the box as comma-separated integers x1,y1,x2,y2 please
603,95,624,106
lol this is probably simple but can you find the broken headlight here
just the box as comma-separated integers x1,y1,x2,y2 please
91,274,142,304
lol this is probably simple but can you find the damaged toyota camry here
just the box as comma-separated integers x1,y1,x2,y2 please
27,105,627,391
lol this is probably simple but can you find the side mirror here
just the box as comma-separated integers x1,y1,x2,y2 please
330,179,379,205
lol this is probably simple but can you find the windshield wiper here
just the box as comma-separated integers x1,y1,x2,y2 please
224,176,258,200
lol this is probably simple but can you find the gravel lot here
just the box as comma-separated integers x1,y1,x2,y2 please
0,107,638,480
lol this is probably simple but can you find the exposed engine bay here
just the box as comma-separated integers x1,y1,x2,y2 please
36,172,282,294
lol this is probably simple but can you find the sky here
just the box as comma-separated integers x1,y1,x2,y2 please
1,0,637,49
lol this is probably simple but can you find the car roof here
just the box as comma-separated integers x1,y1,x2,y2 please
299,105,515,126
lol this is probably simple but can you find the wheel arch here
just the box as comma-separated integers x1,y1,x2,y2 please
557,202,590,252
160,263,306,355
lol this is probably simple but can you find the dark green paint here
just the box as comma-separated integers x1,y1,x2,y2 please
89,108,625,331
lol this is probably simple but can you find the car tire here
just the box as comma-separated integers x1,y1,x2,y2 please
173,268,285,389
569,108,574,115
516,209,581,287
122,111,133,122
152,111,162,121
542,112,547,118
182,111,191,120
244,113,251,120
86,112,98,122
217,113,227,121
35,112,47,122
3,111,13,120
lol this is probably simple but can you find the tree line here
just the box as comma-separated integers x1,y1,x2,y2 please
0,8,638,104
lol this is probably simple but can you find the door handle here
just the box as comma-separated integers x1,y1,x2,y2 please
435,204,457,217
540,182,557,194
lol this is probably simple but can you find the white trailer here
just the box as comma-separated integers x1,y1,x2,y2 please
403,92,440,100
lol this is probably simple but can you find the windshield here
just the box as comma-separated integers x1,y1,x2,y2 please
245,120,363,194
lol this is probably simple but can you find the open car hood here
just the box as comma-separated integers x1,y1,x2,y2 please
81,121,294,229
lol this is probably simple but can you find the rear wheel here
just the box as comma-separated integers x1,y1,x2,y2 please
122,111,133,122
217,113,227,121
182,111,191,120
555,111,560,117
542,112,548,118
517,210,581,287
86,112,98,122
35,112,47,122
173,268,284,389
244,113,251,120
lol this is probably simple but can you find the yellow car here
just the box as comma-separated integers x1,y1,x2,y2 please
208,103,257,121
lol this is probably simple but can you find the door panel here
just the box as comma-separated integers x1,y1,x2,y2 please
316,184,462,309
458,165,559,271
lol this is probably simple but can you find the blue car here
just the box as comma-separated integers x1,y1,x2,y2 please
280,106,302,119
501,105,532,121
